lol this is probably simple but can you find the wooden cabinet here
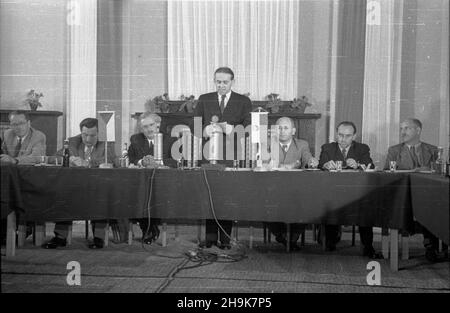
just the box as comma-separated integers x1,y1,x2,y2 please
1,110,63,156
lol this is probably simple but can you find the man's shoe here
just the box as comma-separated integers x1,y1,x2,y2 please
275,234,287,246
289,242,301,251
425,247,438,263
325,243,336,252
88,237,104,249
199,241,215,249
142,235,154,245
42,236,67,249
363,246,383,259
218,243,231,250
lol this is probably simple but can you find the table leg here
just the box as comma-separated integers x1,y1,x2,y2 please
263,224,267,244
6,211,16,257
67,225,73,246
390,229,399,271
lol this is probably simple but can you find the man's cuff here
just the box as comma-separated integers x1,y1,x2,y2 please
137,159,143,167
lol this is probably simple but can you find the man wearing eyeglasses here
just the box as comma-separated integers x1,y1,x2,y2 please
1,110,46,165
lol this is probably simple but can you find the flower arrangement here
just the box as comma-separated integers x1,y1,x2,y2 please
290,96,312,113
178,95,197,113
144,93,169,113
24,89,44,111
265,93,282,113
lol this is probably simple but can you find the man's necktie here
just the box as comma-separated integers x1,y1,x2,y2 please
410,146,419,168
149,141,154,155
13,137,22,157
85,146,93,160
220,95,226,114
341,148,347,159
282,145,288,153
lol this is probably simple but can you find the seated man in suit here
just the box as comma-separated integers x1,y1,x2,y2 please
43,117,116,249
194,67,252,249
267,117,319,251
128,111,163,244
319,121,382,259
1,110,46,165
1,110,46,243
384,118,440,262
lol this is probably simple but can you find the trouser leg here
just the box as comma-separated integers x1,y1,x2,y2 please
54,221,72,239
422,225,439,249
218,220,232,245
325,225,339,246
359,226,374,248
290,223,306,243
205,219,218,243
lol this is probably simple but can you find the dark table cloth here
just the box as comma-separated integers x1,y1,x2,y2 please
1,165,24,219
410,173,449,245
13,167,414,231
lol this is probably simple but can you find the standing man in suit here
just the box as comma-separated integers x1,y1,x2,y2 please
319,121,382,259
194,67,252,249
43,118,116,249
385,118,440,262
128,112,163,244
267,117,319,251
1,110,46,165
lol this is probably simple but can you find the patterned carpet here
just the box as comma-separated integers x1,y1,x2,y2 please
1,223,449,293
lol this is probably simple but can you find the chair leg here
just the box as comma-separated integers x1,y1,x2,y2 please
233,221,238,241
286,224,291,253
351,225,356,246
128,222,133,245
263,223,267,244
197,220,202,243
67,225,73,246
162,223,167,247
390,229,399,271
6,211,16,258
33,223,45,246
174,224,180,242
320,225,326,251
300,228,305,247
248,226,253,249
85,220,89,239
401,234,409,260
17,223,26,247
382,228,389,259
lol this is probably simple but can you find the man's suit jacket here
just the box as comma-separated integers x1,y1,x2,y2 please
276,138,313,168
56,134,116,168
384,142,437,170
1,127,46,164
128,133,155,165
319,141,373,169
194,91,252,127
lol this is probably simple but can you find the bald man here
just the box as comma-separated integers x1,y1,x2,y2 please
267,117,318,251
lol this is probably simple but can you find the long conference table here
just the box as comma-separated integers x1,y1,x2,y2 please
2,165,449,271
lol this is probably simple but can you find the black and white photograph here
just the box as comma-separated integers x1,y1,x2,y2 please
0,0,449,298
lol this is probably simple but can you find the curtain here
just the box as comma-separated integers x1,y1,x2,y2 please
167,0,300,100
362,0,403,168
67,0,97,137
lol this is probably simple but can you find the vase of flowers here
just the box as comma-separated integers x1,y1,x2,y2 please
266,93,282,113
25,89,44,111
290,96,312,113
178,95,197,113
